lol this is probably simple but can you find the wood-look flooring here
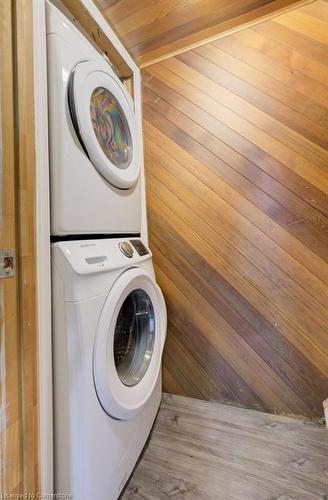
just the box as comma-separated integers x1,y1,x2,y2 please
121,394,328,500
95,0,310,66
142,0,328,418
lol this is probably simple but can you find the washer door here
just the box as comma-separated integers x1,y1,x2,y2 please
93,268,166,420
69,60,140,189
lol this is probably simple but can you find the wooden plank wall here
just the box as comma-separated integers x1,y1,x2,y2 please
95,0,313,67
142,0,328,418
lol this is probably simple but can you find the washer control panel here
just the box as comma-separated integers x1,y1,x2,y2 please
119,241,134,258
54,238,153,276
129,239,150,256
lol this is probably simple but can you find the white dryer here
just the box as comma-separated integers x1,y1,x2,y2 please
46,2,142,236
52,238,167,499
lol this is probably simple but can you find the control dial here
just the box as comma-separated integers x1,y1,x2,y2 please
119,241,134,258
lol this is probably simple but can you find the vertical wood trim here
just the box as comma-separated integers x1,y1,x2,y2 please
59,0,134,78
79,0,139,72
56,0,135,99
14,0,39,492
0,0,23,494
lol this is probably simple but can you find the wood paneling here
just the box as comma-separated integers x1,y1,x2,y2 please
95,0,314,67
122,394,328,499
142,0,328,418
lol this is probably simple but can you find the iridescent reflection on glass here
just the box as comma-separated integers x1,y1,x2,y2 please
90,87,132,169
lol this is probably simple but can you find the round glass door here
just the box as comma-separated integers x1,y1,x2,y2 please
69,61,140,190
114,289,155,387
90,87,133,170
93,268,166,420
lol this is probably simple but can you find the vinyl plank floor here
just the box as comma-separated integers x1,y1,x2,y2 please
121,394,328,500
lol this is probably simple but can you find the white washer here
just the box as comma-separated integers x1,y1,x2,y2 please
52,238,167,499
46,2,142,236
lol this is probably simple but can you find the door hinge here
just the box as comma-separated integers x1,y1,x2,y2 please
0,249,15,278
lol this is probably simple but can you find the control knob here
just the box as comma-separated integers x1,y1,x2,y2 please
119,241,134,258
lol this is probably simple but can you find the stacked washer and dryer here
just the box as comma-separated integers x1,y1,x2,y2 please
46,2,167,499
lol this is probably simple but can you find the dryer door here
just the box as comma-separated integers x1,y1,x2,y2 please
69,60,140,189
93,268,166,420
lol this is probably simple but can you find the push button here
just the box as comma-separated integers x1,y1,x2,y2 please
119,241,134,258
